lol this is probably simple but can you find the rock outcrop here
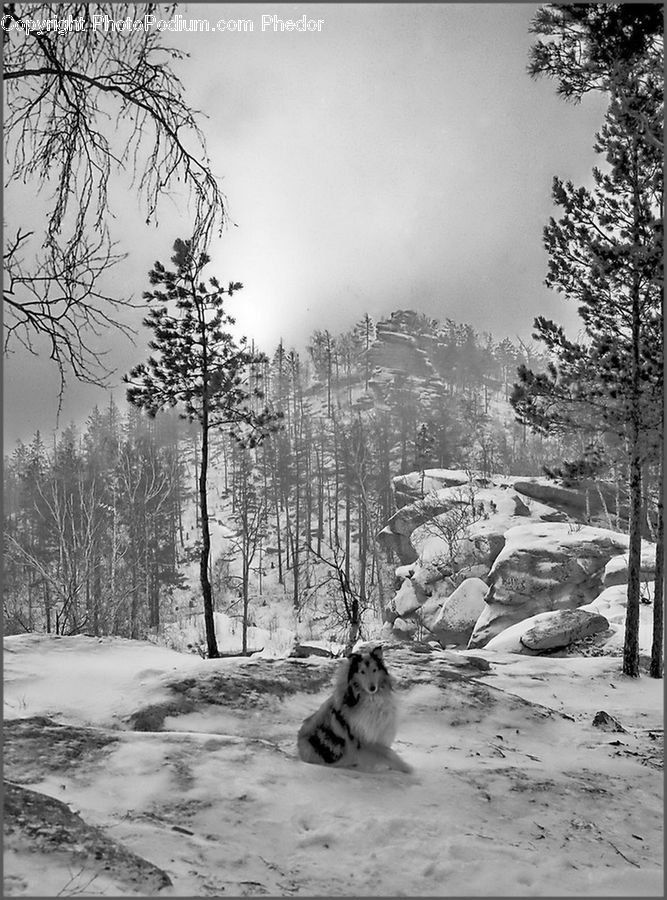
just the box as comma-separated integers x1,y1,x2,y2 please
520,609,610,651
3,781,172,894
380,468,657,656
378,496,454,564
602,546,657,588
393,579,423,618
468,523,630,648
429,578,488,646
513,479,628,529
392,468,470,507
484,609,610,654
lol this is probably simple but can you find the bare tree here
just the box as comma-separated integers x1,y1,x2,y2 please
418,482,483,577
227,445,267,655
308,542,375,654
3,3,226,394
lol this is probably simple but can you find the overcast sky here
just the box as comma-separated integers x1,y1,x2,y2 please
3,2,609,449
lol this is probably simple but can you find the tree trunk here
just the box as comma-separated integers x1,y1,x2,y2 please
650,448,664,679
193,434,200,529
92,550,100,635
344,478,351,588
274,481,283,586
44,581,51,634
316,444,324,557
358,493,367,615
242,557,249,656
293,465,300,611
373,539,386,620
200,422,219,658
622,256,643,678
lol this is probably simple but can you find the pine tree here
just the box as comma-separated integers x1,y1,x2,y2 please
415,423,435,498
124,239,281,657
352,313,377,391
515,4,664,677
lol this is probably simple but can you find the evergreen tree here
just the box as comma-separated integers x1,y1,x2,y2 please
124,238,280,657
352,313,377,391
515,3,663,677
415,422,436,498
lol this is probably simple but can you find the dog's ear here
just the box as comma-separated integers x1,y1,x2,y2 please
370,644,384,661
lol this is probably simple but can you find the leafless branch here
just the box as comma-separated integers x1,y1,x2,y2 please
3,3,227,390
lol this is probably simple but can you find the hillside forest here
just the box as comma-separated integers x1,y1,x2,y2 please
3,311,580,644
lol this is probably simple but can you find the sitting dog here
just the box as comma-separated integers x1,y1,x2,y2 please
297,644,412,773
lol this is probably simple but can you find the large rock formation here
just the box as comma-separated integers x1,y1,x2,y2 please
429,578,488,646
378,495,455,564
602,546,657,588
520,609,610,651
380,468,657,656
513,479,635,534
3,780,172,894
468,523,631,648
484,609,610,654
392,468,470,507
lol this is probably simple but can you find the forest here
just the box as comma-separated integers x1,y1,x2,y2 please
2,5,664,895
3,310,574,644
3,3,664,682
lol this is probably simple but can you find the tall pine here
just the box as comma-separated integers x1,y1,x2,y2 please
514,4,663,677
124,239,280,658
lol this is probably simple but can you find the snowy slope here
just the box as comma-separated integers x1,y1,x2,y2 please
4,634,663,897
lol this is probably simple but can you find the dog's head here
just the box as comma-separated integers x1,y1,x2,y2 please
347,645,390,697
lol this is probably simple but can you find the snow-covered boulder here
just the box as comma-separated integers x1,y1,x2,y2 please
410,485,561,576
378,497,453,564
430,578,488,646
602,546,657,588
484,608,609,654
383,476,534,568
468,523,633,648
289,641,336,659
391,616,418,640
519,609,609,651
580,582,655,654
412,520,506,577
484,613,549,654
393,579,422,618
392,468,470,505
513,478,625,526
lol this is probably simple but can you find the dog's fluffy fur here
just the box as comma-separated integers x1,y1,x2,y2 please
297,644,412,773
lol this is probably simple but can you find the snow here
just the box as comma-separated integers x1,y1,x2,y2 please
495,522,629,561
3,634,201,727
160,611,295,658
484,612,554,653
604,546,658,582
481,581,657,657
407,483,558,567
4,634,663,897
581,583,656,654
393,578,422,617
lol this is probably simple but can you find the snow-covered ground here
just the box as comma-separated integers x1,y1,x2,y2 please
4,634,663,897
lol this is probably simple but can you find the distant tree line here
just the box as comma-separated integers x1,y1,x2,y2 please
4,404,188,637
4,309,569,644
